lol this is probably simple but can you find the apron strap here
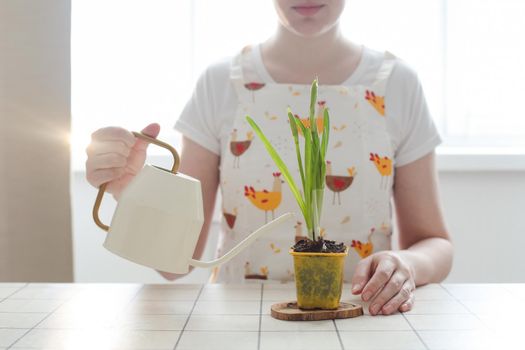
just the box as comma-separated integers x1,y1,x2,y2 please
371,51,397,95
230,49,246,96
230,45,264,100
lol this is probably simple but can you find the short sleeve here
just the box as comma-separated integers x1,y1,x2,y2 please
385,61,442,167
174,67,221,155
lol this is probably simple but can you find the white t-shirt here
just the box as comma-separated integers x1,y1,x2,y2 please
174,45,441,167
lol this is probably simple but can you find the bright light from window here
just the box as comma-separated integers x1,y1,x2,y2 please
446,0,525,146
72,0,525,170
71,0,193,169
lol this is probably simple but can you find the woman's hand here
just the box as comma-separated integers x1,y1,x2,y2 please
351,251,416,315
86,123,160,199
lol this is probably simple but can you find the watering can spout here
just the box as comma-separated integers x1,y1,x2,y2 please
188,212,294,269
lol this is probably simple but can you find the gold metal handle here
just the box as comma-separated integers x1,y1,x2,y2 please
92,131,181,231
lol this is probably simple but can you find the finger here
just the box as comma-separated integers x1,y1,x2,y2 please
382,280,415,315
132,123,161,152
361,258,396,302
351,257,373,294
87,153,127,170
86,140,131,158
141,123,161,138
91,127,135,147
369,271,408,315
86,168,125,188
399,292,415,313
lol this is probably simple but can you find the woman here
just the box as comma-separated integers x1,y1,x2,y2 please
86,0,453,315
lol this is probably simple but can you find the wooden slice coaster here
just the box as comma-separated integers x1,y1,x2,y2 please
271,301,363,321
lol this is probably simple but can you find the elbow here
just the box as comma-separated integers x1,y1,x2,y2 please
157,270,179,281
437,237,454,282
156,267,194,281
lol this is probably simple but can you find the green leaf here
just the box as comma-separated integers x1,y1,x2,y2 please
288,108,299,139
310,147,320,241
309,79,318,136
319,107,330,208
246,116,306,219
303,127,313,236
321,108,330,160
245,79,330,243
287,110,305,192
291,113,309,191
291,114,313,235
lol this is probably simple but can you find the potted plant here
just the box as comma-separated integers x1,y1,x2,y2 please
247,79,348,310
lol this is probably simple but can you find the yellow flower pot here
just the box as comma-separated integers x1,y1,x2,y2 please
290,247,348,310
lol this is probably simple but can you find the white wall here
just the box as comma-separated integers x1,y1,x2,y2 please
438,171,525,282
72,166,525,283
1,0,74,282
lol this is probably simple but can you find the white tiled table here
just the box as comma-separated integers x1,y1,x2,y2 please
0,283,524,349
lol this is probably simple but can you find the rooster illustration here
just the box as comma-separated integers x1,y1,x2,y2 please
369,153,392,189
230,129,254,168
294,100,327,136
379,222,392,237
244,262,269,280
325,161,356,205
317,100,327,118
244,172,284,223
244,82,265,102
222,207,237,229
294,221,307,243
351,228,376,259
365,90,385,116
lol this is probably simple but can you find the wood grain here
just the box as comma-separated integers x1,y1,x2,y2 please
271,301,363,321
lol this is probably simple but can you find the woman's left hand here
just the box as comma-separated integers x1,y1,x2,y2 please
351,251,416,315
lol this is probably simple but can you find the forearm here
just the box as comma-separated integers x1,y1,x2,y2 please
398,237,453,286
157,269,193,281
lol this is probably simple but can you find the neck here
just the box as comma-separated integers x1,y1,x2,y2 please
272,177,281,192
261,24,359,84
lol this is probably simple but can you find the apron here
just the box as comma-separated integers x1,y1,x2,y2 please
214,46,396,283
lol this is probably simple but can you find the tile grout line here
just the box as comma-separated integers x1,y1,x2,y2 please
257,283,264,350
401,309,430,350
0,284,28,303
439,283,492,330
5,284,84,349
500,284,525,303
1,327,468,332
403,283,488,350
173,284,205,350
407,282,475,349
0,283,27,348
400,283,448,350
332,319,345,350
6,283,146,349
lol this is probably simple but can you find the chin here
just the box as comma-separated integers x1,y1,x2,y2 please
275,1,344,38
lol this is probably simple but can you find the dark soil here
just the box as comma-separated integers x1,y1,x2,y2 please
292,238,346,253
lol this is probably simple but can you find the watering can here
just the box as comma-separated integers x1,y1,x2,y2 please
92,132,293,274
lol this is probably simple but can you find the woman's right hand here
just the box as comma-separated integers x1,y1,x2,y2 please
85,123,160,199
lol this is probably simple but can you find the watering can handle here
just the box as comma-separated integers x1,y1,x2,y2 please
92,131,181,231
188,212,295,269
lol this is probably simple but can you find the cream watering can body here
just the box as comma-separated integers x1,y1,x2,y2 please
93,132,293,274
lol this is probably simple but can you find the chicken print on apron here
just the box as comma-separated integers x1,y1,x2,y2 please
215,46,396,283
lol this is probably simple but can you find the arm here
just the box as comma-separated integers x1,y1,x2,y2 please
394,151,453,285
157,136,220,281
352,152,453,315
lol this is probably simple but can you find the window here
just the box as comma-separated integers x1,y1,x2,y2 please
71,0,525,170
445,0,525,147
